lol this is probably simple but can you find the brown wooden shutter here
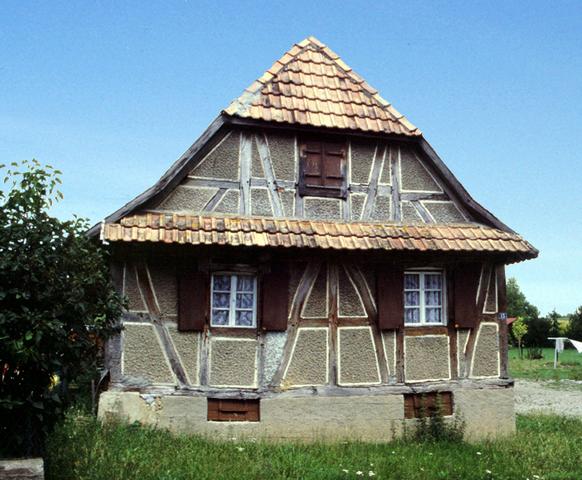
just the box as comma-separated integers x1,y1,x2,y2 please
322,141,344,188
302,141,324,186
453,263,482,328
177,269,208,331
260,263,289,331
377,267,404,330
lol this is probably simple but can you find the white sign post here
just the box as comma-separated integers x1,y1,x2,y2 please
548,337,568,368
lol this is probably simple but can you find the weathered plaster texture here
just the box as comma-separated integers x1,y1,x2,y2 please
360,265,376,305
158,186,217,212
304,197,342,220
267,133,296,181
167,324,199,385
301,265,328,318
338,268,366,317
405,335,450,382
280,190,295,217
148,260,178,317
455,387,515,439
190,131,240,180
471,323,500,378
209,338,257,388
457,329,470,376
484,270,497,313
213,189,240,214
288,262,306,317
251,137,264,178
401,201,424,223
379,147,391,184
98,391,405,442
124,264,146,312
399,147,441,192
424,201,466,223
122,323,174,384
338,327,380,385
370,195,391,221
284,328,328,386
350,141,375,184
262,332,287,385
251,188,274,217
382,331,396,377
350,193,366,221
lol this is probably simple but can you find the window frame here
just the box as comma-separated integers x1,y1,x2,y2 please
403,269,447,327
298,137,348,199
210,272,258,329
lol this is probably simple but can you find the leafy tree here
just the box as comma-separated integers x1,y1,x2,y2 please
547,309,561,338
0,160,123,457
568,306,582,341
512,316,528,359
507,277,548,347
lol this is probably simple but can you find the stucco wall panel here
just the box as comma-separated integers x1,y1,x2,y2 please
471,323,500,378
424,201,466,223
190,131,240,180
124,265,146,312
267,133,296,181
301,265,328,318
404,335,450,382
280,190,295,217
350,141,375,184
457,329,470,376
401,201,424,223
158,186,217,212
209,338,257,388
304,197,342,220
370,195,391,221
455,388,515,439
122,323,174,384
251,137,264,178
338,268,366,317
350,193,366,221
167,325,200,385
399,147,441,192
263,332,287,385
338,327,380,385
213,189,240,214
284,328,328,387
148,260,178,317
382,331,396,377
251,188,274,217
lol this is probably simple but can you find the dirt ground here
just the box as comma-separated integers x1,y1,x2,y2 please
514,379,582,416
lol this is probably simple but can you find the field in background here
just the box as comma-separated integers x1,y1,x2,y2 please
46,412,582,480
509,347,582,381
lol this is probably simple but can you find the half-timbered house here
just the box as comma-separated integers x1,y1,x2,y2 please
93,37,537,440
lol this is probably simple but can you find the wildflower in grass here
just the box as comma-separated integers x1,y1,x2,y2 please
486,470,492,474
236,447,244,452
368,471,375,477
356,471,363,476
342,469,348,474
533,476,540,479
370,463,374,466
476,452,482,455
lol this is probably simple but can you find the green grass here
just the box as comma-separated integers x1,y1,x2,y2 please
46,412,582,480
509,347,582,381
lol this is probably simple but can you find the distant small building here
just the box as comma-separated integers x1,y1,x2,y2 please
92,37,537,441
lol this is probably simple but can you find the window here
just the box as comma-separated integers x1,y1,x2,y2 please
211,273,257,328
298,139,347,198
404,271,445,325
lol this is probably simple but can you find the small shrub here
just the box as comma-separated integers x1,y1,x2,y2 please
526,347,544,360
403,394,465,443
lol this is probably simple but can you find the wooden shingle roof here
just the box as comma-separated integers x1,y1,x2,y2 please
102,213,538,261
224,36,421,136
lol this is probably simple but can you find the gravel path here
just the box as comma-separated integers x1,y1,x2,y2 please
514,379,582,416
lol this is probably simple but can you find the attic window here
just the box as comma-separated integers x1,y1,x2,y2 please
298,139,347,198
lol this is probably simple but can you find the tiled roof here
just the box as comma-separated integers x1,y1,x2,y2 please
224,36,421,136
102,213,537,260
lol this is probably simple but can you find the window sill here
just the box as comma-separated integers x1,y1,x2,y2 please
403,326,448,336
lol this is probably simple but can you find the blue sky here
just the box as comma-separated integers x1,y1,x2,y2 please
1,1,581,315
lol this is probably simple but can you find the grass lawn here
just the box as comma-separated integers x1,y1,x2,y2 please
46,412,582,480
509,347,582,381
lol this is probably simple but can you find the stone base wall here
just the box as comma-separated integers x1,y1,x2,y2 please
98,386,515,442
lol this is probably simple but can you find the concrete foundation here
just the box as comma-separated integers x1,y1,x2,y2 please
98,386,515,441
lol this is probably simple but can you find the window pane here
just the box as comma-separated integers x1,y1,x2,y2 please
426,308,442,323
237,276,254,292
424,274,442,290
236,293,254,309
405,291,420,307
211,310,229,326
212,292,230,308
213,275,231,291
235,310,254,327
425,290,441,306
404,274,419,289
405,308,420,324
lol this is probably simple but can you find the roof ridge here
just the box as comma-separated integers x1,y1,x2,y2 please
223,37,420,135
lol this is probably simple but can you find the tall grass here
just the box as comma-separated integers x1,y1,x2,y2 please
45,411,582,480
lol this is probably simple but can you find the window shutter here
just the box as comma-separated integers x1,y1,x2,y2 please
178,269,208,331
377,268,404,330
260,262,289,331
453,264,482,328
322,142,344,188
302,141,323,186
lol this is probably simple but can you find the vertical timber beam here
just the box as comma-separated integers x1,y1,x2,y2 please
239,131,252,215
361,144,383,220
255,133,284,217
390,147,402,222
328,263,339,386
293,135,304,217
497,264,509,378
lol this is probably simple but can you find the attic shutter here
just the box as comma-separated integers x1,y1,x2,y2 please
377,267,404,330
302,141,324,186
322,142,344,188
299,139,346,197
260,263,289,331
453,264,482,328
178,269,208,331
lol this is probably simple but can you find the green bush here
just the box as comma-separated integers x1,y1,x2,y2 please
0,160,123,457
